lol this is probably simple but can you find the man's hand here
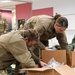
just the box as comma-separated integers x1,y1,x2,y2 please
40,61,47,67
4,30,7,34
45,47,49,50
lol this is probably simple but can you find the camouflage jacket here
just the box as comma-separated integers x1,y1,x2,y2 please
24,15,69,51
0,18,8,35
0,30,38,69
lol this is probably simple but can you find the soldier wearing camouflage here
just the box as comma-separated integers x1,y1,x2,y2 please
0,12,8,35
24,15,69,52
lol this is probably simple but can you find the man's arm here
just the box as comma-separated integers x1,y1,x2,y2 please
8,40,36,68
57,32,70,52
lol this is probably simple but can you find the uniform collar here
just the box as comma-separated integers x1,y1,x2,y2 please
47,19,56,33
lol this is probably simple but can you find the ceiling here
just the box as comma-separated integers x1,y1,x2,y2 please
0,0,33,11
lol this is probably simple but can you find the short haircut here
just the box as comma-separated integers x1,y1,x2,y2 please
24,29,39,41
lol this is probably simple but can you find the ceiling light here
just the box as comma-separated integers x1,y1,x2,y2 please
1,0,12,3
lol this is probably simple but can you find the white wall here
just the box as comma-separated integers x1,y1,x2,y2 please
32,0,75,29
12,0,75,44
32,0,75,14
32,0,75,44
65,30,75,44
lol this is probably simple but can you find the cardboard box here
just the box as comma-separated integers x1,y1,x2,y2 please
21,65,75,75
67,51,75,67
42,50,66,64
71,51,75,67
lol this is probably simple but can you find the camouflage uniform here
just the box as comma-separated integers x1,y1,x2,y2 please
0,18,8,35
0,30,40,74
24,15,69,56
